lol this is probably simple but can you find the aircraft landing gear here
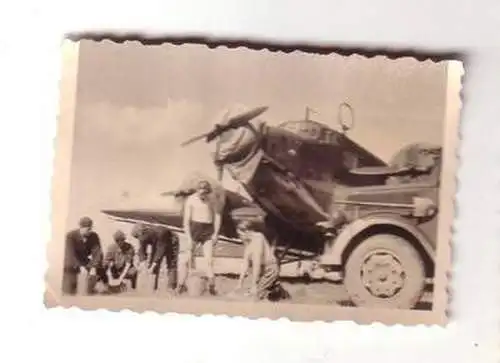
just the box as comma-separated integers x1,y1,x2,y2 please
343,233,426,310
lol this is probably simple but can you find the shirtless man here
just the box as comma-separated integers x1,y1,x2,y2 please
176,180,222,295
234,219,279,299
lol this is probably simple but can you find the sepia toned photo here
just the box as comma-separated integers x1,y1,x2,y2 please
46,39,463,325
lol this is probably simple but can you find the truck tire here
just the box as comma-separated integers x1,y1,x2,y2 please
343,233,426,309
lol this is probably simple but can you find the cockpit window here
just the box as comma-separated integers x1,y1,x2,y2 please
342,151,359,170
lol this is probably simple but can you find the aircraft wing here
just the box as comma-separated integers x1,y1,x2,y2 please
101,207,242,243
101,206,318,264
350,142,442,178
349,165,412,177
102,208,183,231
102,182,267,243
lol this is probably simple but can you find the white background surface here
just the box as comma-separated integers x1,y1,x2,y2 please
1,1,500,362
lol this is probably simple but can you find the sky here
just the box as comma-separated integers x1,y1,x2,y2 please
64,39,449,247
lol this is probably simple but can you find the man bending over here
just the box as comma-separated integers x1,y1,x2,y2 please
131,223,178,292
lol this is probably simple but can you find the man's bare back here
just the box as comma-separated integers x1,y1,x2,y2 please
235,222,276,296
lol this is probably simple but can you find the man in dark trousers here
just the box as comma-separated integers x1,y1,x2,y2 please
62,216,103,295
131,223,179,291
102,230,138,292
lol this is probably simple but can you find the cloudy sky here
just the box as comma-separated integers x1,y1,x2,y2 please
65,40,448,245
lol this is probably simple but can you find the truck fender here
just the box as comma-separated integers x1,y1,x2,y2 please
320,215,435,267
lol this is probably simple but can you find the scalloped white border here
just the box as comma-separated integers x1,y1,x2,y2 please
3,1,500,362
45,39,462,327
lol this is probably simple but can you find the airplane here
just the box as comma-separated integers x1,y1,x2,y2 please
102,104,442,310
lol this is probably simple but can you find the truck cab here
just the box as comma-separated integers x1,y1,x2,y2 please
318,143,442,309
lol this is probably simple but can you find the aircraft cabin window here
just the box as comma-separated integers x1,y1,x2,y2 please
342,151,359,170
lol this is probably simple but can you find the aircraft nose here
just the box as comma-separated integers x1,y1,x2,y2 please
209,105,268,164
213,125,260,164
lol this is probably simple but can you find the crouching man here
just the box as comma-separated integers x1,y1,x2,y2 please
131,224,178,291
102,230,138,292
62,216,103,295
234,219,289,301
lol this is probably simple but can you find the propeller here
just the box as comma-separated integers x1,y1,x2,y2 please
160,190,178,197
214,130,223,181
180,106,268,186
180,106,269,147
160,188,197,198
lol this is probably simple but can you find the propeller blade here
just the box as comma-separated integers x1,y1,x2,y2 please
214,130,223,181
206,106,269,142
160,188,198,198
180,132,211,147
181,106,269,147
225,106,269,127
216,164,223,181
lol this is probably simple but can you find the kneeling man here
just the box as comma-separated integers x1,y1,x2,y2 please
234,219,287,301
103,230,138,291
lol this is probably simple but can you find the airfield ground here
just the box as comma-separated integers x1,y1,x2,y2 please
85,271,434,311
82,224,433,309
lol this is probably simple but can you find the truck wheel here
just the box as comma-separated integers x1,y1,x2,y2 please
343,233,426,309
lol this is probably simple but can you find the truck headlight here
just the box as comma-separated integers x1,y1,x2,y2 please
412,197,437,218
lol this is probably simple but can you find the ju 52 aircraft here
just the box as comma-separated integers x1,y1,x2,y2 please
102,104,442,310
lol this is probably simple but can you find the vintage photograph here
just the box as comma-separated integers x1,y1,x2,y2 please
46,39,462,325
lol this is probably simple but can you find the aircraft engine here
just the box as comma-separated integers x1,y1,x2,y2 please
212,107,265,165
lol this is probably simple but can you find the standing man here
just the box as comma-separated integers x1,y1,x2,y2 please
62,216,103,295
176,180,222,296
102,230,138,292
131,223,179,291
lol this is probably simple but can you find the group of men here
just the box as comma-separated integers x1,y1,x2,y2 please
62,180,286,300
62,216,178,295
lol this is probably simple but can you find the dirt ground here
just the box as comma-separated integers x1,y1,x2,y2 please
91,272,433,310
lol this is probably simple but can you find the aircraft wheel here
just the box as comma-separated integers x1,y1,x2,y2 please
343,233,426,309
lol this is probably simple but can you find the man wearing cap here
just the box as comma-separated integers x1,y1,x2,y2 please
131,223,178,291
102,230,138,291
63,216,103,295
177,180,222,295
